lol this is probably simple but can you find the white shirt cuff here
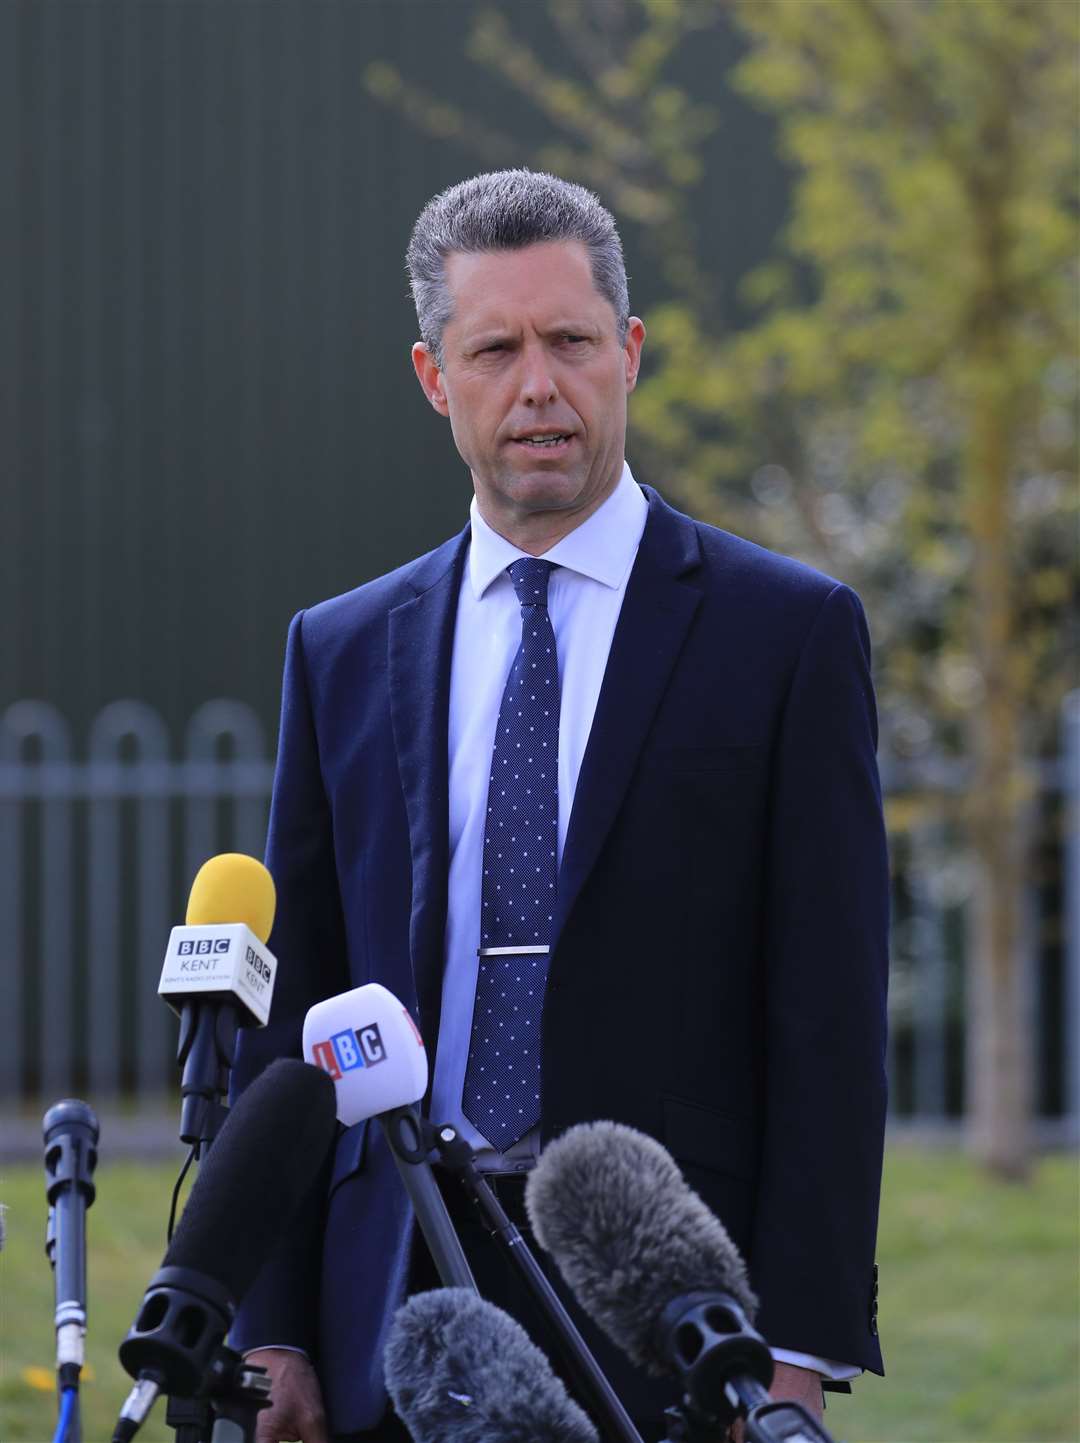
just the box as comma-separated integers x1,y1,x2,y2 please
241,1344,309,1361
771,1347,862,1381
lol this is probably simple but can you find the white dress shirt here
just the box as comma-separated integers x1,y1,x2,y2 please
429,462,858,1383
430,462,647,1157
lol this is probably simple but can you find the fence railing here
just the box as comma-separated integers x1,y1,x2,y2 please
1,700,272,1106
2,696,1077,1141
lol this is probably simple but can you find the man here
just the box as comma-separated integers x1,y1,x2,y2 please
232,170,888,1443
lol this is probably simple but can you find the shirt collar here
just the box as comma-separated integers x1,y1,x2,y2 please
467,462,648,600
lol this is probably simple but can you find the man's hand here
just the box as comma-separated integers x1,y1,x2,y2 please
247,1349,329,1443
729,1361,823,1442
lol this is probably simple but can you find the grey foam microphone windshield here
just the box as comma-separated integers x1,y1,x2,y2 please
384,1289,598,1443
525,1121,758,1377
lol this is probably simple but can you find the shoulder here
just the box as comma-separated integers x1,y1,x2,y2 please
643,483,858,620
291,528,468,663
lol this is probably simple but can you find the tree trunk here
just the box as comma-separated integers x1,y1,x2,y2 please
963,284,1034,1179
965,776,1034,1179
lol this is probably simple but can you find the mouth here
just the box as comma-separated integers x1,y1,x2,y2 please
509,431,575,454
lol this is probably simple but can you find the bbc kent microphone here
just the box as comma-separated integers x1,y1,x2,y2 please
304,984,476,1290
526,1123,837,1443
158,853,278,1150
112,1058,336,1443
384,1289,598,1443
42,1100,99,1405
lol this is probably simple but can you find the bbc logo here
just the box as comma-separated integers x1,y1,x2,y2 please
244,946,272,982
178,938,231,956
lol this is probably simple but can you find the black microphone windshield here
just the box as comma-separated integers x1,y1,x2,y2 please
384,1289,598,1443
164,1058,336,1302
525,1122,758,1377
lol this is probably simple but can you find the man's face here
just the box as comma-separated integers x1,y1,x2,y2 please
412,241,645,542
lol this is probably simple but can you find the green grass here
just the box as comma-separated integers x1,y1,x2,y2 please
1,1145,1077,1442
1,1160,179,1443
841,1146,1080,1443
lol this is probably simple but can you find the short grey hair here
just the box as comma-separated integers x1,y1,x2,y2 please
406,169,630,366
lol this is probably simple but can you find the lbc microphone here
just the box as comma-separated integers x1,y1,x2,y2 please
526,1122,778,1436
384,1288,598,1443
302,982,428,1124
158,853,278,1149
43,1100,100,1392
306,991,644,1443
113,1057,336,1442
304,984,476,1290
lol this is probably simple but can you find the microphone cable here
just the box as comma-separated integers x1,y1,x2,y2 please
165,1145,196,1245
51,1387,78,1443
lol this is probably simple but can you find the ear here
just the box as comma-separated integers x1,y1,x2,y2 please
623,317,646,394
412,342,450,417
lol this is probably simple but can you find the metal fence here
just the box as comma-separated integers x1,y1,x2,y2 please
0,700,272,1108
2,697,1077,1143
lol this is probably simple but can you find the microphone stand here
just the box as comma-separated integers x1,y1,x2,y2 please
175,1000,240,1154
429,1121,645,1443
379,1107,478,1290
160,1350,269,1443
164,1004,253,1443
43,1100,100,1443
654,1294,840,1443
662,1390,838,1443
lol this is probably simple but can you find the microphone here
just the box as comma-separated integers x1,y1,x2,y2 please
384,1288,599,1443
43,1100,99,1394
159,853,278,1149
527,1122,806,1440
113,1057,336,1442
304,984,476,1290
303,990,643,1442
303,982,428,1124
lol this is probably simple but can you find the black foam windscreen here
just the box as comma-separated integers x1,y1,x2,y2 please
385,1289,598,1443
526,1121,758,1376
163,1058,336,1303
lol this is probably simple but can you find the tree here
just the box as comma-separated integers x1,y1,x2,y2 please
367,0,1079,1176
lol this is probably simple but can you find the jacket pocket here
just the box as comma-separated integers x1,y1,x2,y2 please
328,1119,369,1197
650,745,762,774
662,1094,757,1182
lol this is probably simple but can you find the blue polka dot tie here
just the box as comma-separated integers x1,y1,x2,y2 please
463,558,560,1151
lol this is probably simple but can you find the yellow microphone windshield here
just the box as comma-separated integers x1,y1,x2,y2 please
185,853,277,944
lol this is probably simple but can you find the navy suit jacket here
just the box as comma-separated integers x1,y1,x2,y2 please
232,485,889,1435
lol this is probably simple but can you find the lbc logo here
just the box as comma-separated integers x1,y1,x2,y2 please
178,938,230,956
311,1024,386,1081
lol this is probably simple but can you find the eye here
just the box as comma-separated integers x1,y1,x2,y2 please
480,342,507,354
561,334,588,345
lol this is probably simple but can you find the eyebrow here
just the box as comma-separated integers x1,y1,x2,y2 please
464,322,600,348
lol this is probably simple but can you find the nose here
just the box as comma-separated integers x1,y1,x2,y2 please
517,344,559,407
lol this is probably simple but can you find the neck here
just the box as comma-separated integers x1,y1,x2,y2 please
474,467,622,555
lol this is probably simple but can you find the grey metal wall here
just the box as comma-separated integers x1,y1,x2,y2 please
2,0,786,744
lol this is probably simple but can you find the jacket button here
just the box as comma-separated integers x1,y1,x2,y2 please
869,1264,880,1334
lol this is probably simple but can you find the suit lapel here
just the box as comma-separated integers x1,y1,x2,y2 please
552,488,703,948
387,529,468,1048
387,489,701,1030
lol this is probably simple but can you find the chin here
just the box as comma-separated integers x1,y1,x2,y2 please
496,466,586,509
516,479,588,513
